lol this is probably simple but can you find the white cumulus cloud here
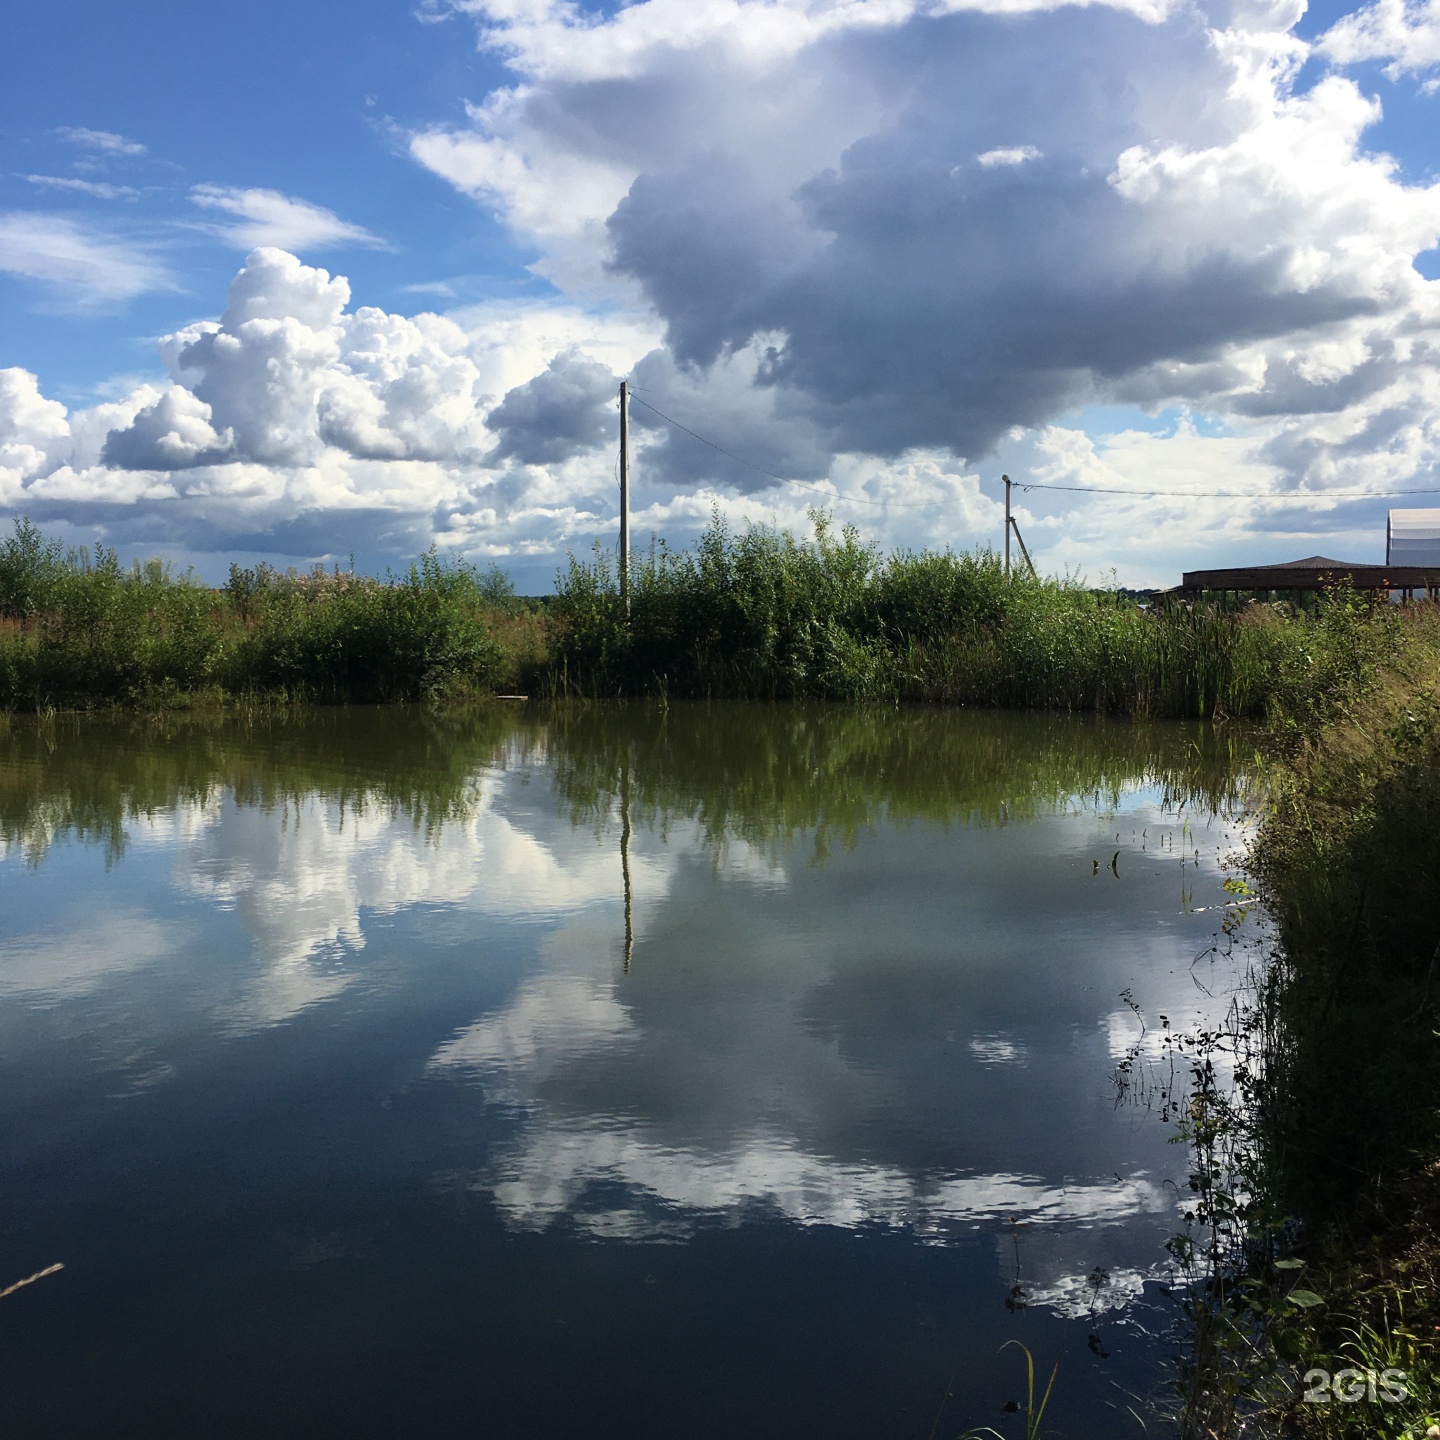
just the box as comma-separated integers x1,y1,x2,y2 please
395,0,1440,578
0,368,70,504
8,0,1440,584
1321,0,1440,78
0,248,656,569
976,145,1042,166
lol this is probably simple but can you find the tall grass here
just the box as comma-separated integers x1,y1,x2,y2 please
0,519,537,709
1161,604,1440,1439
549,510,1410,720
0,512,1423,721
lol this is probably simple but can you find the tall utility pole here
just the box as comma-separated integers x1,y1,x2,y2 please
1003,474,1011,575
618,380,631,618
1002,474,1037,579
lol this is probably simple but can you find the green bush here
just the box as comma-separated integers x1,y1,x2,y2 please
0,512,1424,722
0,520,509,710
223,552,504,702
548,510,1404,720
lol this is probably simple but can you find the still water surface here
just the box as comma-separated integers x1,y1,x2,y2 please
0,704,1254,1438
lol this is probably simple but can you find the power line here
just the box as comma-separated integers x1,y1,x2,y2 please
628,392,1440,506
1015,479,1440,499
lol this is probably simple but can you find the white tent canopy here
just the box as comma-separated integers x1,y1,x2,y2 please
1387,509,1440,567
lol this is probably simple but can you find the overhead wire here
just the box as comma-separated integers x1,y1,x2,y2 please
626,391,1440,506
1012,479,1440,499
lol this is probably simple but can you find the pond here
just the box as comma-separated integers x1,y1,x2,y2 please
0,703,1256,1438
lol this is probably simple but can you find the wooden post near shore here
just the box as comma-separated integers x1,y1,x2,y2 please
619,381,631,619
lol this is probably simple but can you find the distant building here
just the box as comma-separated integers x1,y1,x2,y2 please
1387,509,1440,567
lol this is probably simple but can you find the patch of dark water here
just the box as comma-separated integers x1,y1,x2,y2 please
0,703,1257,1438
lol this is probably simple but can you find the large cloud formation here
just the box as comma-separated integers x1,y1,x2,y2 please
105,249,489,470
5,0,1440,582
416,0,1440,469
1,248,651,568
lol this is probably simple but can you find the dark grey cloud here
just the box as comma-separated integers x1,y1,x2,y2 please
599,7,1406,463
625,347,833,495
9,494,431,566
486,348,619,465
1228,349,1400,419
1260,393,1440,481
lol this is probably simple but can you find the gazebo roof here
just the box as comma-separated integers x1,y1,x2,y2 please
1180,557,1440,592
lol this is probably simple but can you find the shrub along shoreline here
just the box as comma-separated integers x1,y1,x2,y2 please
0,511,1411,720
4,513,1440,1432
0,519,545,709
1172,625,1440,1439
546,514,1408,720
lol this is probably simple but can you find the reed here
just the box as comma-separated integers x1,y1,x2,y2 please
548,510,1412,722
0,513,1424,726
1161,603,1440,1439
0,519,535,710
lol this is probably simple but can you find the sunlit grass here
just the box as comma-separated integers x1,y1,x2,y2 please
0,518,533,709
1154,607,1440,1439
548,510,1418,722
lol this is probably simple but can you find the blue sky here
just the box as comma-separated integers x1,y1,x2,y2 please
3,0,1440,589
0,1,524,390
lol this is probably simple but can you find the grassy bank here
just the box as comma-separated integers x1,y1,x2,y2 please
0,520,543,710
0,512,1420,721
551,513,1409,719
1167,606,1440,1438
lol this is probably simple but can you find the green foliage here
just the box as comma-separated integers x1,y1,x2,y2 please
222,550,504,702
550,512,890,699
0,520,514,709
1158,608,1440,1439
1250,633,1440,1229
549,510,1411,720
0,513,1429,725
0,517,67,618
955,1343,1059,1440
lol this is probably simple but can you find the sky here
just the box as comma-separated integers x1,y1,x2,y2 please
3,0,1440,590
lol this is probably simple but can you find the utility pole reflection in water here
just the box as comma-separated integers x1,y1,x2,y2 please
620,753,634,970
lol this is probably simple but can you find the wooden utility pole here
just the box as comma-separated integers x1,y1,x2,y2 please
1003,474,1011,574
1002,474,1038,579
619,380,631,618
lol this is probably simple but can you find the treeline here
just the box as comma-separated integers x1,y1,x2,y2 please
0,513,1427,720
